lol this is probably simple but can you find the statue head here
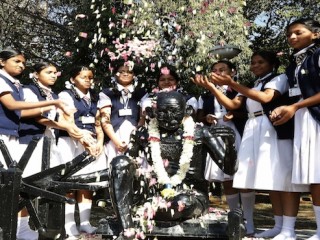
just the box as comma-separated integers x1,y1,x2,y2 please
153,91,186,131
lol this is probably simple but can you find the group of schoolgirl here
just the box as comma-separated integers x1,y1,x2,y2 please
1,16,320,240
193,17,320,240
0,49,110,239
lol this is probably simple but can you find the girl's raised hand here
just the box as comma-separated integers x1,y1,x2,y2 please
190,74,213,89
209,72,233,86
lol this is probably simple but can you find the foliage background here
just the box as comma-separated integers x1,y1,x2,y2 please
1,0,319,93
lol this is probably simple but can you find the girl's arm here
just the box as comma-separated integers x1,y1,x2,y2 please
0,92,70,115
210,73,279,104
36,117,83,140
271,92,320,125
191,74,244,110
21,106,54,118
100,106,127,153
93,110,104,156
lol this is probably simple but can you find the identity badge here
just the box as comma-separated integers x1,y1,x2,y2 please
119,108,132,116
289,87,301,97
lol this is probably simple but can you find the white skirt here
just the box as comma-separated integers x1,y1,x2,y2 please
204,120,241,182
57,136,107,176
0,134,20,169
233,115,308,192
292,107,320,184
105,120,136,165
19,136,62,178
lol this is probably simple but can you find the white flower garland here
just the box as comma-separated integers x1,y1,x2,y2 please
148,116,195,187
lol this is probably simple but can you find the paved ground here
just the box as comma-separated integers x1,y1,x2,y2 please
252,193,316,240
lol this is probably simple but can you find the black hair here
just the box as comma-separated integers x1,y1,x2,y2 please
69,65,94,79
251,50,280,73
286,18,320,44
157,64,180,83
287,18,320,34
0,48,24,69
67,65,97,101
31,62,57,98
110,60,136,74
33,62,55,73
211,60,237,72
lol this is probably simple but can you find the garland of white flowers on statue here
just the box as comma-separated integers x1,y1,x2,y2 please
148,116,195,188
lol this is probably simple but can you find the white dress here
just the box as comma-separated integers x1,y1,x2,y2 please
0,71,22,170
97,84,137,165
18,87,62,178
233,73,308,192
57,89,107,177
292,106,320,184
292,48,320,185
198,92,242,182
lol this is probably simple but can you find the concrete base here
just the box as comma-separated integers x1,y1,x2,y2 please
97,212,230,239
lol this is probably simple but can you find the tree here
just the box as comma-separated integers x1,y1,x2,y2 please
1,0,320,89
67,0,253,93
0,0,79,86
244,0,320,71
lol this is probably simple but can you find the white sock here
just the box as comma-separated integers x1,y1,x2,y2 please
255,215,282,238
307,235,320,240
78,202,92,225
280,215,296,237
240,191,255,234
65,203,79,236
226,193,240,210
16,216,38,240
78,202,96,234
304,205,320,240
314,205,320,236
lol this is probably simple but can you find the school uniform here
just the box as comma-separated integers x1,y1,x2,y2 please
198,86,242,182
18,82,60,177
98,83,145,164
233,73,308,192
57,88,107,177
0,69,23,167
287,45,320,184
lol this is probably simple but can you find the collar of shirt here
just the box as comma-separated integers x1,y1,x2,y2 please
38,81,53,93
0,69,21,85
293,43,314,58
254,72,273,87
293,43,315,66
74,86,91,100
117,83,134,93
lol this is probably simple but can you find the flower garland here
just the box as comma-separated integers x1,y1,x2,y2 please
148,116,195,187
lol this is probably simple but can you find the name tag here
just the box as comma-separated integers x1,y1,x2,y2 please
119,108,132,116
289,87,301,97
80,116,95,124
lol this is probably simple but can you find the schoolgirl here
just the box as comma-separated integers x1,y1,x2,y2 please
192,50,308,237
98,64,146,163
141,65,198,122
271,18,320,240
57,66,107,238
0,48,70,240
19,62,83,176
197,60,244,212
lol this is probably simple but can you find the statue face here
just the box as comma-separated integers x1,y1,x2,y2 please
155,92,186,131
